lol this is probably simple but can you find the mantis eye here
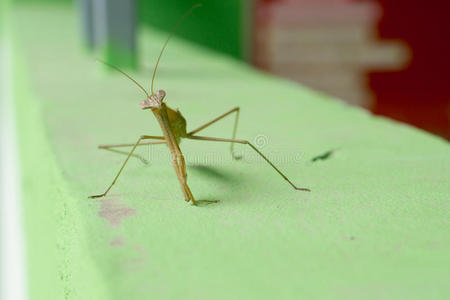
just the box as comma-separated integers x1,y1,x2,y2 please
156,90,166,101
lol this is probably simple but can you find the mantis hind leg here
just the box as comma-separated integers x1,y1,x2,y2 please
89,135,165,199
186,135,311,192
188,107,241,159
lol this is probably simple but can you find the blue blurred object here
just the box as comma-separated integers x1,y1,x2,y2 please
78,0,137,68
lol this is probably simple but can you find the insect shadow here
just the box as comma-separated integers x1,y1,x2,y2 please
188,164,235,182
188,164,245,206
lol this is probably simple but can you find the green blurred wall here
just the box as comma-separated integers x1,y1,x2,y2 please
138,0,250,60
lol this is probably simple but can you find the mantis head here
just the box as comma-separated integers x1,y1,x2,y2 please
140,90,166,110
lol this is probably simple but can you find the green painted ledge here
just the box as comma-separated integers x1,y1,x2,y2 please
12,4,450,300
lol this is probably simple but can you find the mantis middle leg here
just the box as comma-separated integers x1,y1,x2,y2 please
188,107,241,159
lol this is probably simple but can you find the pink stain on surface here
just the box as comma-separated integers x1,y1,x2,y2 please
97,197,137,227
109,236,125,247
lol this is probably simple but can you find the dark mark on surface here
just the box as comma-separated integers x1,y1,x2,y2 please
311,149,336,162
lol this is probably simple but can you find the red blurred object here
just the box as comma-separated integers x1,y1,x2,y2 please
253,0,450,139
369,0,450,139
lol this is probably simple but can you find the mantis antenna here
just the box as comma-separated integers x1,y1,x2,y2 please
97,58,150,98
150,3,202,95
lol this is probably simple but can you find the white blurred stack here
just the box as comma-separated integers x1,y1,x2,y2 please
254,0,409,107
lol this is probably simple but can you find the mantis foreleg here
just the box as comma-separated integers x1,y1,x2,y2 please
89,135,165,199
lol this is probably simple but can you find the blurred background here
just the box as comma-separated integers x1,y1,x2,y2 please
7,0,450,139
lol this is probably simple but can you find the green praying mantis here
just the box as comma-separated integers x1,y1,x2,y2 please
89,4,310,205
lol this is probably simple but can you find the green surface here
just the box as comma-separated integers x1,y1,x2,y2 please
12,5,450,300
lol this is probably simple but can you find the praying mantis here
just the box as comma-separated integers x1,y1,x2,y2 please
89,4,310,205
